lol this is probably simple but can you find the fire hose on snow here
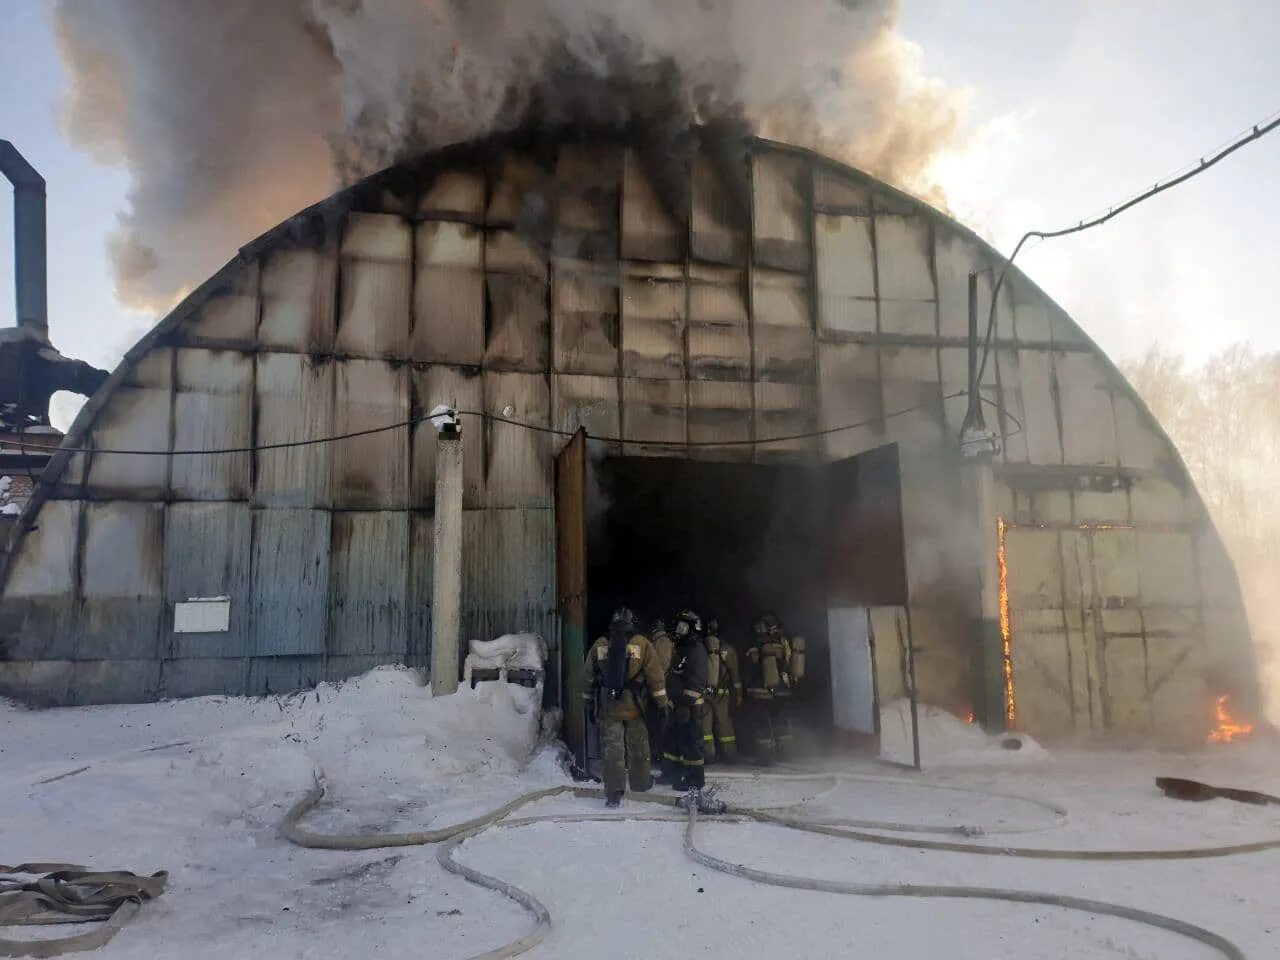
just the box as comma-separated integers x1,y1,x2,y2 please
278,770,1280,960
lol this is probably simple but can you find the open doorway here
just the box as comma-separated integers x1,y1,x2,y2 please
554,436,908,769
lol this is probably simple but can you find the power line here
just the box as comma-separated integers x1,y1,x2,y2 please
974,109,1280,389
4,391,990,457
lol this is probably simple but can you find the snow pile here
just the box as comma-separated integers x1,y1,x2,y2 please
879,699,1048,768
465,632,547,676
0,474,18,515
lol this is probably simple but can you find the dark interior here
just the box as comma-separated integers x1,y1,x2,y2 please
586,455,838,735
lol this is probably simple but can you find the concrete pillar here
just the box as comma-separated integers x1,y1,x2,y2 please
970,457,1007,731
430,428,464,696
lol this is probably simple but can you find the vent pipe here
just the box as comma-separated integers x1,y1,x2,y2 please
0,141,48,339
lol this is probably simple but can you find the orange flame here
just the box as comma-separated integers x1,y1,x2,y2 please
964,709,976,725
1206,695,1253,744
996,517,1015,728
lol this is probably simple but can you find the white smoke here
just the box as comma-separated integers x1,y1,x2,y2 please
53,0,961,310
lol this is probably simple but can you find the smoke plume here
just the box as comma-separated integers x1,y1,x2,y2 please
53,0,961,311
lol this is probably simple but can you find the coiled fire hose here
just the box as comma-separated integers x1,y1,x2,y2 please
280,772,1279,960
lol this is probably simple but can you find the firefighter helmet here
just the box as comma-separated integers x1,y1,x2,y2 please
673,609,703,637
610,607,638,631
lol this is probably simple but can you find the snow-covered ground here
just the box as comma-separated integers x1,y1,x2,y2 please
2,667,1277,959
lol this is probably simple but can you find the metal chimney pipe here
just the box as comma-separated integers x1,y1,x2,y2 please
0,141,48,339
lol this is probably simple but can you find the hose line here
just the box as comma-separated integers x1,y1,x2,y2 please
281,772,1268,960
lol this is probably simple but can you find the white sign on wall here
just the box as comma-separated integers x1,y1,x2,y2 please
174,597,231,634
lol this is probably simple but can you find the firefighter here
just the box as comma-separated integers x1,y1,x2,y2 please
662,609,709,794
701,618,741,763
763,612,804,758
743,612,792,764
584,607,670,807
648,617,676,776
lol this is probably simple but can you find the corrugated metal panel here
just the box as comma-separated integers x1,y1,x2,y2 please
1008,612,1076,735
879,345,942,448
1195,529,1240,607
259,247,336,352
249,509,329,656
688,323,750,382
753,269,810,328
420,170,485,220
815,213,876,335
410,365,484,509
1138,531,1198,606
408,514,435,670
484,371,552,506
814,169,872,212
159,658,249,699
413,221,484,364
552,373,620,441
621,262,685,379
931,231,998,340
1102,630,1150,731
553,262,620,376
78,502,163,661
163,501,251,658
691,153,745,265
1050,307,1087,347
1091,529,1139,603
253,353,333,507
752,381,815,457
1007,528,1062,608
1112,393,1168,470
1016,349,1063,465
329,511,409,657
555,144,621,261
754,324,814,384
332,359,409,509
486,272,550,371
72,660,160,705
4,499,77,597
1055,353,1118,466
622,149,685,262
1147,632,1207,742
870,606,907,703
621,377,686,457
687,380,752,459
817,341,882,460
486,230,547,277
337,212,411,357
87,348,172,498
461,507,555,646
188,263,259,345
487,151,552,226
246,655,324,697
1013,293,1052,342
1073,490,1130,525
171,348,251,500
880,300,936,337
752,152,810,272
936,346,1003,456
875,215,933,301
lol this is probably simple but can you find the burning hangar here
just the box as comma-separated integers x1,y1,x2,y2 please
0,128,1260,754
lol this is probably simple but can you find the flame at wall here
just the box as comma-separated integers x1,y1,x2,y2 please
996,516,1015,728
1206,695,1254,744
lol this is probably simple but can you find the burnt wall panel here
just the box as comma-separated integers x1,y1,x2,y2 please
408,513,435,670
815,213,877,335
338,212,411,357
691,152,746,265
880,345,942,449
553,262,620,376
253,353,334,508
818,342,883,460
249,508,330,656
0,500,80,661
1055,353,1118,467
78,502,163,661
688,380,752,460
552,374,621,441
332,359,409,509
413,221,485,365
461,508,555,647
622,149,686,262
622,377,687,457
420,170,484,220
621,262,686,379
87,349,172,498
329,511,409,657
187,264,259,345
555,144,621,262
259,247,336,352
484,371,552,507
171,348,251,501
752,152,810,272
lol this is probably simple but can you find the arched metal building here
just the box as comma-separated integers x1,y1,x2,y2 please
0,128,1258,747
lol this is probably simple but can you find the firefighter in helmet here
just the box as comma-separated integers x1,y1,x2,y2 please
743,611,795,763
647,617,676,776
702,618,741,763
662,609,710,794
584,607,669,806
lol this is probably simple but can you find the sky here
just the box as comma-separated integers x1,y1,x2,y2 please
0,0,1278,430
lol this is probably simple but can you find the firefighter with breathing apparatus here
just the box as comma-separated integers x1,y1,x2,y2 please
743,611,804,762
584,607,669,807
648,617,676,778
702,618,742,764
662,609,710,796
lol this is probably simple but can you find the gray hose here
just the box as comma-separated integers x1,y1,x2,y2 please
683,806,1244,960
282,774,1259,960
